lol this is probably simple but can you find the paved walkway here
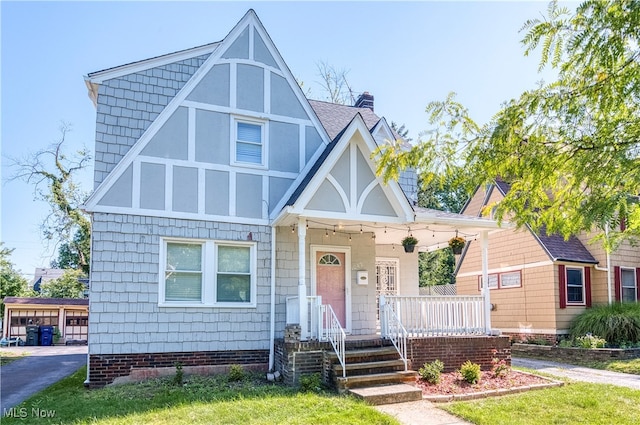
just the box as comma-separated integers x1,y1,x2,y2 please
0,345,87,413
512,357,640,390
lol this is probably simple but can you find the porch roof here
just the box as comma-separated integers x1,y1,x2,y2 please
276,206,509,252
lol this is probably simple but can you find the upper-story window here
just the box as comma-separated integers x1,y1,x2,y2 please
234,120,264,165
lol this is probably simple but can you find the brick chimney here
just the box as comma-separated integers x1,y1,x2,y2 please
354,91,374,111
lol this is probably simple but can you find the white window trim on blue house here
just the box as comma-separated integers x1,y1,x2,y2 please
159,237,257,308
232,116,267,169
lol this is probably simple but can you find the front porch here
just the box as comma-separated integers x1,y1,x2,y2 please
278,294,510,396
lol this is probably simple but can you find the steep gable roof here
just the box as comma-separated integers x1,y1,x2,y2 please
493,179,597,264
309,100,382,141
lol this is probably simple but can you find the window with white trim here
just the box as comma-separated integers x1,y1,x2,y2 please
566,267,585,304
160,239,256,307
621,268,637,302
234,120,264,165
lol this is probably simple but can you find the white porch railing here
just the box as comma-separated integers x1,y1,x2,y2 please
320,304,346,378
286,296,346,377
380,297,408,371
286,296,322,340
382,295,485,337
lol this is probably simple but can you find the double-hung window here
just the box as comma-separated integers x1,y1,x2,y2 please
160,239,256,307
566,267,585,305
621,268,637,302
235,121,263,165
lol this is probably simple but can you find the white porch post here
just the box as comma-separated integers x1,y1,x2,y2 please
298,217,308,340
480,230,492,334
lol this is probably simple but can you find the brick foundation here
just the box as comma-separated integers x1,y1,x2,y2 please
408,336,511,372
88,349,269,388
274,335,512,386
504,332,564,345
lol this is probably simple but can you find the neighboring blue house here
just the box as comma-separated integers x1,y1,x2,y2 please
83,10,504,388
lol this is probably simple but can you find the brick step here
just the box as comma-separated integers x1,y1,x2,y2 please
326,346,400,362
336,371,417,391
348,383,423,405
333,359,407,375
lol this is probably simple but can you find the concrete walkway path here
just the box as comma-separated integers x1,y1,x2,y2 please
512,357,640,390
1,346,87,413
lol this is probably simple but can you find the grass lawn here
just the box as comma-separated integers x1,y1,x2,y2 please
0,349,28,366
1,367,400,425
442,381,640,425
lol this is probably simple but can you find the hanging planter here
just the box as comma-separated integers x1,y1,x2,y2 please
449,236,466,255
401,236,418,253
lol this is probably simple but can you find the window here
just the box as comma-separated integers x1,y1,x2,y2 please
478,270,522,290
235,121,263,165
160,239,256,307
621,268,637,302
478,274,499,290
165,242,203,302
566,267,585,304
319,254,341,266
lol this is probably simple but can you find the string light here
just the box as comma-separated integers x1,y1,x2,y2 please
360,225,363,234
333,225,336,235
325,228,329,237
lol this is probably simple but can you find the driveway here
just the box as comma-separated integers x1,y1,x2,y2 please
1,345,87,413
512,357,640,390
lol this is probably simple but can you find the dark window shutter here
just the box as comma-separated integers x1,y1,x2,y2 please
620,217,626,231
585,267,592,307
636,268,640,302
559,264,566,309
614,266,622,302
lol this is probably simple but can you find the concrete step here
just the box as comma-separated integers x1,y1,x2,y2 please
333,359,406,374
336,371,417,390
349,383,423,405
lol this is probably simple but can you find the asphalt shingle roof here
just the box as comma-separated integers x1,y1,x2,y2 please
3,297,89,306
493,178,597,264
309,99,381,141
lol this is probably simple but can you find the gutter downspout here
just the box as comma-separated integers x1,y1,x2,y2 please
298,218,308,340
593,224,612,304
480,230,492,334
268,226,276,371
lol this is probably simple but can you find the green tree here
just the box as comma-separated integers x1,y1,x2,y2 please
417,171,469,287
39,269,86,299
0,244,29,318
10,123,92,273
376,0,640,251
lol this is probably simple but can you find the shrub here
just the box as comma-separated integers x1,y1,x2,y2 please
458,360,481,384
575,334,607,349
418,359,445,384
299,373,323,393
172,362,184,386
491,357,510,378
228,364,245,382
570,303,640,346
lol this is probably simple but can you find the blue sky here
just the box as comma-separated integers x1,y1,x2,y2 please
1,1,556,278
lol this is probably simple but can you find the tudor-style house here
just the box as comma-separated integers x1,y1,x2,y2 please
83,10,509,391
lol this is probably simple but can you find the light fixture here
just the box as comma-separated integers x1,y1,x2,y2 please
325,228,329,237
360,225,363,234
333,225,336,235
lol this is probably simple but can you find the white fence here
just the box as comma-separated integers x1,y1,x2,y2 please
381,295,485,337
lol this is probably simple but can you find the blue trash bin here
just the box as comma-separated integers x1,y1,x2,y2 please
39,325,54,346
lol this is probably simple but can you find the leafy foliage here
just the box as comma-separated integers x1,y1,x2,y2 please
228,364,245,382
39,269,86,298
458,360,481,384
569,302,640,346
418,359,445,384
298,373,324,393
375,0,640,250
0,244,29,318
9,123,92,273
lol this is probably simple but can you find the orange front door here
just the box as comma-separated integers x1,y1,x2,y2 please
316,252,346,327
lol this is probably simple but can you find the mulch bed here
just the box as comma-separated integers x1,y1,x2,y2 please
415,369,563,402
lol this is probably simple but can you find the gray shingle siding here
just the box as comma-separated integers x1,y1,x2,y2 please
89,213,273,355
93,55,210,188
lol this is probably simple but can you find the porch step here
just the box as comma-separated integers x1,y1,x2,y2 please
333,359,407,375
348,383,423,405
336,371,418,390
